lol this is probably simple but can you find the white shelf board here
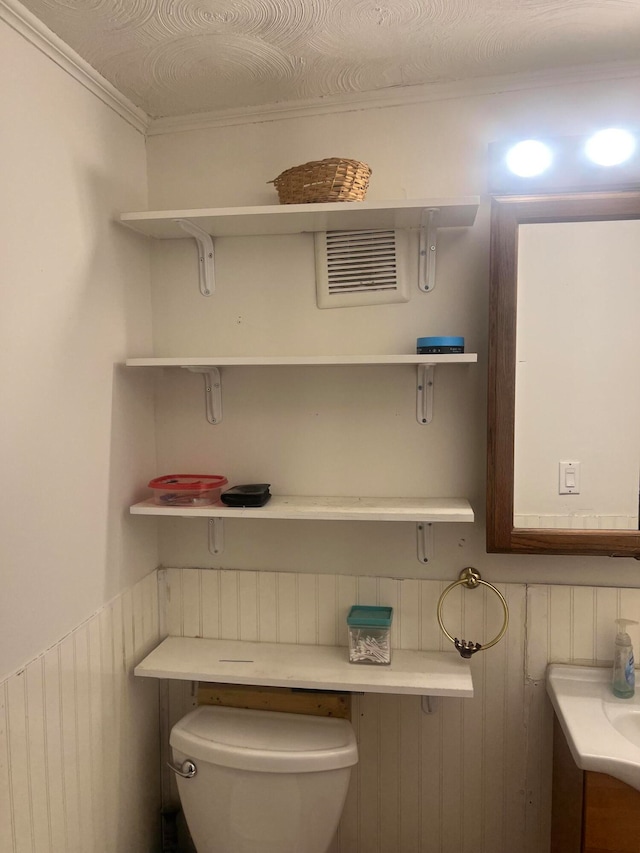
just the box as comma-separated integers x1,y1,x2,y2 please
126,352,478,367
130,495,474,522
119,197,479,239
134,636,473,697
126,353,478,368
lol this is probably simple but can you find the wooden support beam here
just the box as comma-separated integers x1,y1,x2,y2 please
197,682,351,719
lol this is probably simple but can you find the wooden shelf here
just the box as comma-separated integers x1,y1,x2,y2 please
119,197,479,239
125,353,477,430
126,353,478,368
121,200,480,556
130,496,474,522
134,636,474,697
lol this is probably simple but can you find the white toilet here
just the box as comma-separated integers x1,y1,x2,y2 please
169,705,358,853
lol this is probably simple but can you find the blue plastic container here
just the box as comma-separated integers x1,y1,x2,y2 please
417,335,464,354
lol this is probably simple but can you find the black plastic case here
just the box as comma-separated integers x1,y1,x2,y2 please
220,484,271,507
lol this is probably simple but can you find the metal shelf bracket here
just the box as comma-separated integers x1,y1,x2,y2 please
418,208,440,292
174,218,215,297
208,518,224,555
421,695,439,714
183,366,222,424
417,522,433,563
416,364,435,424
209,519,432,563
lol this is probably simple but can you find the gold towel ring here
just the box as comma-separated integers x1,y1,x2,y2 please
437,567,509,658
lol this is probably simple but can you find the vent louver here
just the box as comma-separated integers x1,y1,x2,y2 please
315,229,409,308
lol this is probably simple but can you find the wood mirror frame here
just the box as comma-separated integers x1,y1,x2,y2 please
487,190,640,557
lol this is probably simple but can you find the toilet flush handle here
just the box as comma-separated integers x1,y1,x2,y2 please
167,759,197,779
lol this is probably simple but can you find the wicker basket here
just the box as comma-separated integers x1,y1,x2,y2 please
269,158,372,204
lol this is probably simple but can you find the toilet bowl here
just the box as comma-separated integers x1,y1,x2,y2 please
169,705,358,853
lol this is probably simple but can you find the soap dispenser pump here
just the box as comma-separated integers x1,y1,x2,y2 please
612,618,638,698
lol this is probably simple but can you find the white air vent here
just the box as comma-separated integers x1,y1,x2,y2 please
314,229,409,308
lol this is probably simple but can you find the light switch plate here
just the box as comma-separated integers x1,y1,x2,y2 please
559,460,581,494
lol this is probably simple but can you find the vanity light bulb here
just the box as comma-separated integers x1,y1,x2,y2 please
585,128,636,166
505,140,553,177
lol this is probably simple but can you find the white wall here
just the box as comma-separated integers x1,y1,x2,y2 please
15,11,640,853
145,72,640,587
142,77,640,851
0,11,162,850
0,14,158,681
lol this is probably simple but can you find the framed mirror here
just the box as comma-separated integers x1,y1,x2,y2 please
487,190,640,556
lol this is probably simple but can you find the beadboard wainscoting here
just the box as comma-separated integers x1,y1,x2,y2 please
159,567,546,853
159,569,640,853
514,515,638,530
0,570,162,853
527,584,640,677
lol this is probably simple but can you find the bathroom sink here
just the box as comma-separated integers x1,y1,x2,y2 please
603,704,640,749
547,664,640,792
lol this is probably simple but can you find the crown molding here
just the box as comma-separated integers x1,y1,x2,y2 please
148,59,640,137
0,0,149,135
3,0,639,140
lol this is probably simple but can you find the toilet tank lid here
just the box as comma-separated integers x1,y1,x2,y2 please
170,705,358,773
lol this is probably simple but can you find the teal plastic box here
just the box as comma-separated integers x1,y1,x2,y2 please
347,606,393,665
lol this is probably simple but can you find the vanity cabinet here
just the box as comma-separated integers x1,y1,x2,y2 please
551,718,640,853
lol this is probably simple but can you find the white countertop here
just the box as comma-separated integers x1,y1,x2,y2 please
547,663,640,792
134,636,474,697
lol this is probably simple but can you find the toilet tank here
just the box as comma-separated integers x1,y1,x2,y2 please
170,706,358,853
170,705,358,772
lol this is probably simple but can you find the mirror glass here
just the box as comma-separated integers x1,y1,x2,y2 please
514,219,640,530
487,191,640,555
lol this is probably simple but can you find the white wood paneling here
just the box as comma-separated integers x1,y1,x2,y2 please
6,673,32,852
527,583,640,677
514,514,638,529
0,685,15,851
161,567,537,853
157,570,640,853
0,570,161,853
42,652,65,852
25,659,52,853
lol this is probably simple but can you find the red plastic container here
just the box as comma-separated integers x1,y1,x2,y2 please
148,474,228,507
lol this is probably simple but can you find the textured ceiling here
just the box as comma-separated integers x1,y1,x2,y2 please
18,0,640,118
